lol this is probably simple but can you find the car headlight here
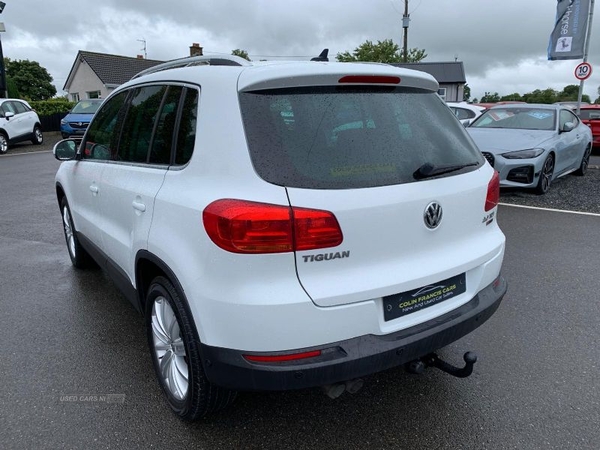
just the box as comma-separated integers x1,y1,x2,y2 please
60,119,67,125
501,148,545,159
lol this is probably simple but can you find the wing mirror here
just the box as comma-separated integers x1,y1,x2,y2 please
561,121,575,133
4,111,14,120
53,139,79,161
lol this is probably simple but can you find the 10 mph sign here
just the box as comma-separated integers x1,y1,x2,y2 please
574,62,592,81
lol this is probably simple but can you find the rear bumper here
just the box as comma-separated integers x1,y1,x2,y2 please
201,275,507,391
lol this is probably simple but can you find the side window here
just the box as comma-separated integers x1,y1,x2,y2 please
560,109,578,129
174,88,199,165
83,91,128,160
117,85,167,163
12,102,28,114
453,108,475,120
2,102,16,115
149,86,183,165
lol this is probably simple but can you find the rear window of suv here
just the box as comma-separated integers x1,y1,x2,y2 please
240,86,483,189
579,109,600,120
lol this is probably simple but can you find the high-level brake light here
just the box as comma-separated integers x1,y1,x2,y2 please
338,75,401,84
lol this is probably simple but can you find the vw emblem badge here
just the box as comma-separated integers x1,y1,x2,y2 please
424,202,443,229
77,122,83,126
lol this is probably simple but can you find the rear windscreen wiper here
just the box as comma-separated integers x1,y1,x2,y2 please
413,162,479,180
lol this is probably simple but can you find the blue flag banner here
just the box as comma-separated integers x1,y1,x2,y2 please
548,0,591,60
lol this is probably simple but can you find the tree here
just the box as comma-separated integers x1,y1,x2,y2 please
558,84,579,100
521,88,558,104
336,39,427,63
400,48,427,63
4,58,56,100
500,93,522,102
463,84,471,102
6,76,20,98
231,49,250,61
480,92,500,103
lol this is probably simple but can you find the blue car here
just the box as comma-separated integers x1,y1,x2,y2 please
60,99,103,139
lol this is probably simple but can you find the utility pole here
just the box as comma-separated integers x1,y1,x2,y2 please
576,0,595,116
0,1,7,98
402,0,410,62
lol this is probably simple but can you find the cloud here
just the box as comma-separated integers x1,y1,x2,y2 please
0,0,598,100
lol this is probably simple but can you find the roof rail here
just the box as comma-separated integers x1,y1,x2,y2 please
131,54,252,80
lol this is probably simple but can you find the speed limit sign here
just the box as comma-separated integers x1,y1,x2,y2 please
574,62,592,81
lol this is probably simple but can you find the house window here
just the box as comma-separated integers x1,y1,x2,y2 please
87,91,101,99
71,93,80,102
437,88,447,101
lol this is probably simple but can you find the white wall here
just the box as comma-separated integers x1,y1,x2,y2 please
66,60,114,100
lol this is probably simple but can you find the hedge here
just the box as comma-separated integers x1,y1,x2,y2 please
29,98,75,116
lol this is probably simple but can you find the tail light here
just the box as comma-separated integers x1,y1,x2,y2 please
485,171,500,211
203,199,343,254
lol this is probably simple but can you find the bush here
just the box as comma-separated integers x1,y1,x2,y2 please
29,98,75,116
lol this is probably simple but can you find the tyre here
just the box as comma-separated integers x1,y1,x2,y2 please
146,276,237,420
60,197,94,269
574,145,591,176
535,153,554,195
0,132,8,154
31,126,43,145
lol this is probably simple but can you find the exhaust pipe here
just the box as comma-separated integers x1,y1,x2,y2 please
321,378,364,399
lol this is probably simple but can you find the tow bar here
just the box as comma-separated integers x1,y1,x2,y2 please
405,351,478,378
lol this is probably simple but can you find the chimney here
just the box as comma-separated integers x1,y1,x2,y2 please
190,43,203,57
136,54,144,59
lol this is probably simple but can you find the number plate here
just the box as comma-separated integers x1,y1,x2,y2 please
383,273,466,322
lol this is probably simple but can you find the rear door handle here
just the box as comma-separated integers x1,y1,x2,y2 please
132,200,146,212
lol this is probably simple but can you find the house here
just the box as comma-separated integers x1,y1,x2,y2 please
63,44,207,101
62,51,164,101
390,61,466,102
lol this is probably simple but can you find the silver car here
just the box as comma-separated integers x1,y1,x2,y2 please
467,104,592,194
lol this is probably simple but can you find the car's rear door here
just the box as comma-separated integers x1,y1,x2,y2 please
96,84,193,285
240,82,505,328
10,101,35,138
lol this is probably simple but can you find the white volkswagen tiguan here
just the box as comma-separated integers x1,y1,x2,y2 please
54,55,507,420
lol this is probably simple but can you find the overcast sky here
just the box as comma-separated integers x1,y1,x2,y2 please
2,0,600,101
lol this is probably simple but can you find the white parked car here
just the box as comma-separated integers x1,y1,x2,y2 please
0,98,43,154
447,102,486,126
53,55,507,420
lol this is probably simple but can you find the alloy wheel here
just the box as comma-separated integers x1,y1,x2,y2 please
34,128,43,144
540,155,554,193
581,146,591,174
62,207,76,258
151,296,189,400
0,135,7,154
